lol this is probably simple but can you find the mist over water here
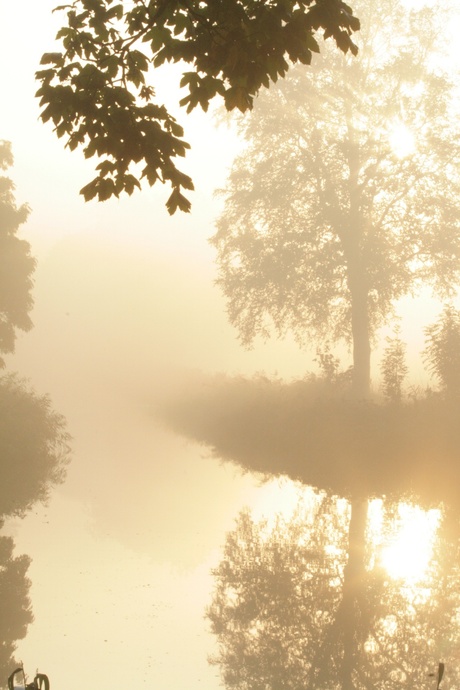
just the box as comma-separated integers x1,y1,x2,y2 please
8,234,308,558
2,224,315,690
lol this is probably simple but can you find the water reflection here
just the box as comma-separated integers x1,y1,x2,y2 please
208,491,460,690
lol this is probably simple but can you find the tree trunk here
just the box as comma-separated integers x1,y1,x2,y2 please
342,233,371,690
344,102,371,400
338,265,371,688
337,101,371,690
340,499,368,690
350,281,371,398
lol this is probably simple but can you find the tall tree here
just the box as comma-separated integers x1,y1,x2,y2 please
35,0,359,212
210,1,460,687
0,142,35,367
208,497,460,690
212,0,460,398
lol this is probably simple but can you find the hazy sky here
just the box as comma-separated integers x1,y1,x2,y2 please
0,3,316,690
1,2,460,690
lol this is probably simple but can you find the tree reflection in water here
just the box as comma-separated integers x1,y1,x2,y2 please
208,491,460,690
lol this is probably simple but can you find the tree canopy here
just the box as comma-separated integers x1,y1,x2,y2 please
211,0,460,396
35,0,359,213
0,142,35,367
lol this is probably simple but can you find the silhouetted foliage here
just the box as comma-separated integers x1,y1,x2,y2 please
0,532,33,683
0,374,70,519
0,142,35,367
211,0,460,396
208,496,460,690
35,0,359,212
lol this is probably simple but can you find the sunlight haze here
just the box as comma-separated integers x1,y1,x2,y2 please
2,2,460,690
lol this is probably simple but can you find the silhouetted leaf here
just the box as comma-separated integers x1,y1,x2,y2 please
166,187,192,215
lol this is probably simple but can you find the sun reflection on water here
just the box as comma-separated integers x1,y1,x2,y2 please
369,500,441,583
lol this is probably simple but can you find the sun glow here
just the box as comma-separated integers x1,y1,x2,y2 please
372,502,441,582
387,120,416,158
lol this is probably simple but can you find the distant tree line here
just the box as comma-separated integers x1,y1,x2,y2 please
0,142,70,682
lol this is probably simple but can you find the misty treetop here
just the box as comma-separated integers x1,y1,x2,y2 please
212,0,460,397
0,142,35,367
35,0,359,212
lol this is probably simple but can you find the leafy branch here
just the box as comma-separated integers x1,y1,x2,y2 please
36,0,360,212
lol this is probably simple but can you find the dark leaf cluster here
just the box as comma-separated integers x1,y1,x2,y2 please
36,0,359,211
